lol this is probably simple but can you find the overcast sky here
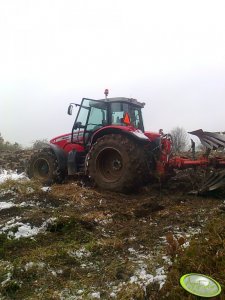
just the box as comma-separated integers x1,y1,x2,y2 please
0,0,225,146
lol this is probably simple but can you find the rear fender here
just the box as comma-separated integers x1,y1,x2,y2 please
50,144,67,171
90,127,149,145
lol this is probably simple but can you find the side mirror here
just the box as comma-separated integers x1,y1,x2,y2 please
67,104,73,115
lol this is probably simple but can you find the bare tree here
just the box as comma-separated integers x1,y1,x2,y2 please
170,127,189,153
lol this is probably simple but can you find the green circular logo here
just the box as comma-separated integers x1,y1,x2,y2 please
180,273,221,297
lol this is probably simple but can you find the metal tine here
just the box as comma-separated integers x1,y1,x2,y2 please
189,129,225,149
200,170,225,193
205,173,225,188
200,179,225,193
201,140,214,149
208,180,225,191
200,174,222,191
206,131,225,143
201,172,220,188
202,136,225,148
203,134,225,148
201,139,218,149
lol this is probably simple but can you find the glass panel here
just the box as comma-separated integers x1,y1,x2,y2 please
110,102,143,130
76,99,90,127
130,108,142,129
111,102,129,126
86,104,107,131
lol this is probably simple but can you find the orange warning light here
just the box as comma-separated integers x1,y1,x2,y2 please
123,112,131,125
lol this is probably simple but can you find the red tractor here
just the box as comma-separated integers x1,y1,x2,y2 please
27,93,225,193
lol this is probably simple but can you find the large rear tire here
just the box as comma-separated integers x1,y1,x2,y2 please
86,134,148,192
27,148,65,184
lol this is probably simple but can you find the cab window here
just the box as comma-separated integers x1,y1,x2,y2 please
110,102,144,130
111,102,129,125
86,100,107,131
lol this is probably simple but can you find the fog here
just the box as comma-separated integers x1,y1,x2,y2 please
1,0,225,147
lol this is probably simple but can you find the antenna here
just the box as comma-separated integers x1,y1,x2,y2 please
104,89,109,99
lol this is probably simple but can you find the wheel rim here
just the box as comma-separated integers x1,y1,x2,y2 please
33,158,50,179
96,147,123,182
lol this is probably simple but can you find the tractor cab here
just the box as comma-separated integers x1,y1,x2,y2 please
68,97,145,145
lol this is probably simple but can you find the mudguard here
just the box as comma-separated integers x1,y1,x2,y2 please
50,144,67,171
90,127,149,145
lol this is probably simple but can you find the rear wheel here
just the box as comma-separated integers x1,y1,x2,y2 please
27,148,65,184
87,134,148,192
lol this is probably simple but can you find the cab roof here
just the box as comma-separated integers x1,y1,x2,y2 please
97,97,145,108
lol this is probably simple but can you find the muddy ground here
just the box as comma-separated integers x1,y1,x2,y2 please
0,169,225,299
0,150,225,299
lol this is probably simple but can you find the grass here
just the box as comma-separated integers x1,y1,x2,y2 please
158,211,225,299
0,179,41,195
0,214,97,299
0,179,225,299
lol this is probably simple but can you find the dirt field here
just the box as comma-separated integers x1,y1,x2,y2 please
0,168,224,299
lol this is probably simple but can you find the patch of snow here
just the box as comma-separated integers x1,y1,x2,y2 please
18,202,29,207
128,266,166,292
0,189,17,197
0,200,38,211
26,187,35,194
183,241,190,248
51,270,57,277
25,262,45,271
0,201,15,210
90,292,100,299
41,186,51,192
128,247,136,254
0,217,57,239
130,275,138,283
6,216,21,224
68,247,91,259
0,170,28,183
10,224,40,239
154,267,167,289
110,292,116,298
162,256,172,265
130,267,154,286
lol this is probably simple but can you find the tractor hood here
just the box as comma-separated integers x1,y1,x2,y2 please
50,133,72,145
50,133,85,153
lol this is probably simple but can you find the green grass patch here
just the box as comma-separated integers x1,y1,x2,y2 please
159,212,225,299
0,234,37,260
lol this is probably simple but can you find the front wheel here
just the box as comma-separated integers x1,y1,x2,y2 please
27,148,65,184
86,134,148,192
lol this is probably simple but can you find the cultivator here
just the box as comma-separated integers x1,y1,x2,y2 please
168,130,225,194
27,92,225,195
189,129,225,150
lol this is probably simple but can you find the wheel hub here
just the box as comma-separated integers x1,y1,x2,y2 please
96,147,123,182
33,158,50,178
112,159,122,170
